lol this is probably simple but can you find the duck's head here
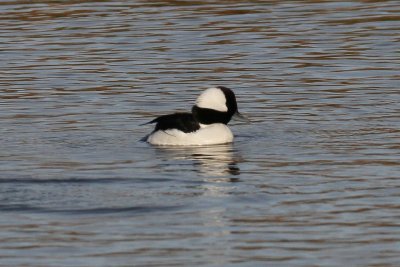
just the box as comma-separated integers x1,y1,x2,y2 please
192,86,245,125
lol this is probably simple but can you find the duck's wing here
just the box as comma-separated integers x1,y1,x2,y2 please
145,113,200,133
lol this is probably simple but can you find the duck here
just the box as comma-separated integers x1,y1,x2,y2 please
143,86,246,146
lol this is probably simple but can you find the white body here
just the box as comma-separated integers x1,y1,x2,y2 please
147,123,234,146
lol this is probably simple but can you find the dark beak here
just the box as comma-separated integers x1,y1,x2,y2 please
232,111,251,123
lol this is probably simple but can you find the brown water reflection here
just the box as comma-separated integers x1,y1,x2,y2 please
1,0,400,266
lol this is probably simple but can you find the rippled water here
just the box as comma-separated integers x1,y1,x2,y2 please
1,0,400,266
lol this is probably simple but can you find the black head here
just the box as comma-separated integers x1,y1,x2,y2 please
192,86,239,125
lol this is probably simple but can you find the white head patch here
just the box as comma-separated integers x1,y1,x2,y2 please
195,87,227,112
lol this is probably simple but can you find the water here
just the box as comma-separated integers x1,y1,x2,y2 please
1,0,400,266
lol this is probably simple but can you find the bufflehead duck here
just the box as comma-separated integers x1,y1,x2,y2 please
144,86,246,146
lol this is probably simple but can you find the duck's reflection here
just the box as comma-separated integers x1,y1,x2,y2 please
154,143,241,178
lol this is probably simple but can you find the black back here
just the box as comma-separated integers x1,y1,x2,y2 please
147,113,200,133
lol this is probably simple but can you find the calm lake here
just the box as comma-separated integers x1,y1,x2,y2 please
1,0,400,266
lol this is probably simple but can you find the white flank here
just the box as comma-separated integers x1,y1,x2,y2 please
147,124,233,146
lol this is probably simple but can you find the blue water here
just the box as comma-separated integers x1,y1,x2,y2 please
1,1,400,266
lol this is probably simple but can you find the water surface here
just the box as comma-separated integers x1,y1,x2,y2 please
1,0,400,266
